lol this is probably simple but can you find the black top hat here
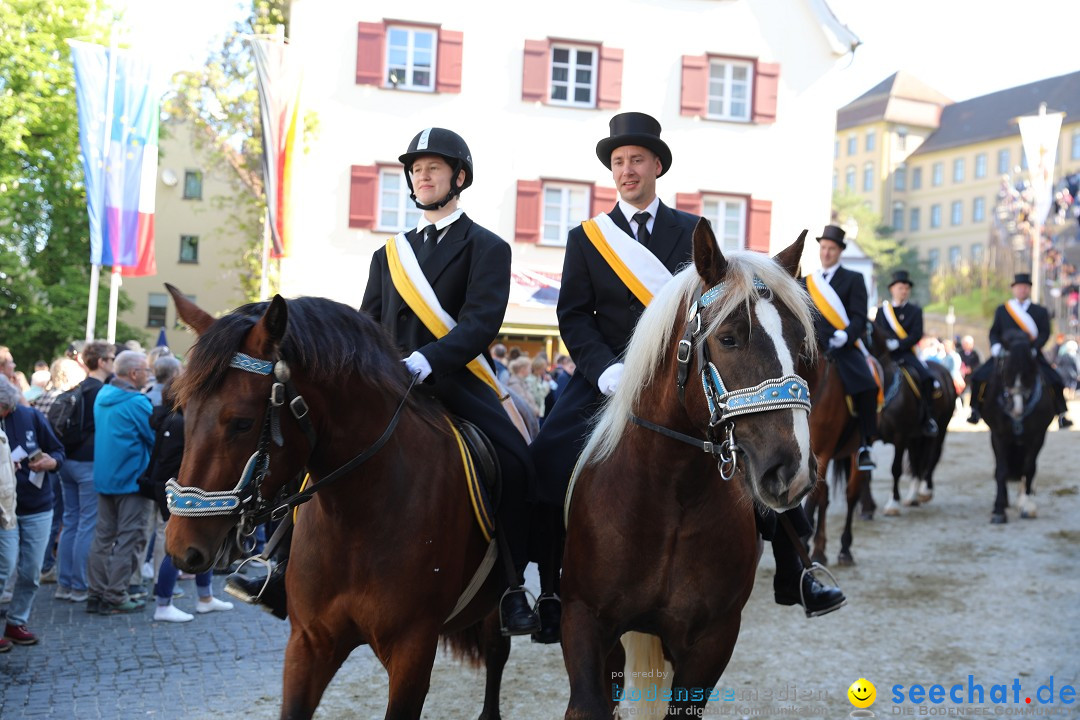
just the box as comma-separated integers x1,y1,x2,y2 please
888,270,914,288
595,112,672,177
815,224,847,249
1012,273,1032,286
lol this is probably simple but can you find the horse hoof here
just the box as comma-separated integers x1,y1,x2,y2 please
990,513,1007,525
883,504,901,517
901,498,919,507
837,552,855,566
860,511,874,521
1019,509,1037,519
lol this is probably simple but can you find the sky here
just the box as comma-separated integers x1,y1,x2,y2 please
115,0,1076,105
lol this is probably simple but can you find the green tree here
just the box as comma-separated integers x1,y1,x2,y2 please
0,0,145,367
832,191,923,299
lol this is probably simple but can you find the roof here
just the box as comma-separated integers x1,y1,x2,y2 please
837,71,952,131
910,70,1080,156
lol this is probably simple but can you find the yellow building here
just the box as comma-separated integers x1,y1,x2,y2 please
834,70,1080,282
119,121,254,357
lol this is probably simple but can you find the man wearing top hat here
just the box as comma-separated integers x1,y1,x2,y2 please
967,273,1073,429
528,113,846,642
873,270,939,436
803,224,879,471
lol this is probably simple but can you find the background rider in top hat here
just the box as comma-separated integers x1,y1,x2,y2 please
529,112,845,640
873,270,939,436
967,273,1073,429
804,224,880,471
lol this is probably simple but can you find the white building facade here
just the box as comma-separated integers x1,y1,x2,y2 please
286,0,858,337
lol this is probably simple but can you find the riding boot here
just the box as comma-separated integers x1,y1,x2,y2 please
1054,387,1073,428
967,381,984,424
225,558,288,620
920,379,939,436
855,391,877,471
771,516,845,618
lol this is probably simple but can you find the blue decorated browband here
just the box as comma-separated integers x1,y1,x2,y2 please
700,275,769,308
230,353,275,375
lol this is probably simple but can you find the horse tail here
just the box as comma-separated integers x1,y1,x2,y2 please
620,631,672,713
440,621,485,669
831,457,849,498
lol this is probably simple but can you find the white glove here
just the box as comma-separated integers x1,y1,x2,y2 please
990,343,1002,358
403,351,432,381
828,330,848,349
886,339,900,351
597,362,624,397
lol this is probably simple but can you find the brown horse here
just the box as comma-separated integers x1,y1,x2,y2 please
798,351,873,566
560,223,817,719
163,287,511,720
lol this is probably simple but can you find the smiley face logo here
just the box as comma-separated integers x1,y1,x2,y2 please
848,678,876,708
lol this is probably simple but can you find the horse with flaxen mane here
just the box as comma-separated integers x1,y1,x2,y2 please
560,222,816,719
163,287,514,720
982,331,1055,524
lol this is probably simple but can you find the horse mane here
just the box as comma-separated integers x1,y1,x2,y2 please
582,250,816,466
174,297,416,409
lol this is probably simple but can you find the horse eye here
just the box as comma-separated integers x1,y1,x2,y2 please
719,335,738,348
230,418,255,435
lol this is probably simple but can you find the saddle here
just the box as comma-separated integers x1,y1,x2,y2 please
449,417,500,543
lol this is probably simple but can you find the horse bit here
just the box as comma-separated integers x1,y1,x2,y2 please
630,276,812,480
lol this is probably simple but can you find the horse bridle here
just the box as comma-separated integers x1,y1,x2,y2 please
630,276,811,480
165,351,418,540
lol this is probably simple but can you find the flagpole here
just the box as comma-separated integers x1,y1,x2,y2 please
85,265,100,342
85,33,118,342
260,207,271,301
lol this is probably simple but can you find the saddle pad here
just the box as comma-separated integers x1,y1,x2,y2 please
448,418,498,543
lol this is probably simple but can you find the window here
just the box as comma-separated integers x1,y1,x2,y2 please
997,148,1010,175
953,158,965,183
973,196,986,222
897,128,908,152
549,45,597,107
912,167,922,190
183,170,202,200
845,165,855,191
834,138,839,159
702,195,747,252
932,162,944,187
541,183,589,245
951,200,963,225
909,207,921,231
707,59,752,121
971,243,984,266
930,204,941,228
894,165,907,191
948,245,962,269
832,169,838,191
386,26,436,91
378,167,422,231
847,134,857,156
865,130,875,152
1072,130,1080,161
927,248,940,273
975,153,987,179
148,293,167,328
179,235,198,264
892,202,904,231
863,162,874,191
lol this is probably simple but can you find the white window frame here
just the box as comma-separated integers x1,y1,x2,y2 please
909,207,920,231
974,153,987,179
845,166,856,190
865,129,875,152
894,164,907,191
706,59,753,122
912,167,922,190
377,167,422,232
948,245,962,269
847,134,857,156
862,162,874,192
930,204,941,228
701,195,747,252
932,162,944,187
892,202,904,231
927,248,940,273
950,200,963,226
540,182,590,247
549,44,597,108
385,26,437,92
953,158,965,183
997,148,1010,175
972,196,986,223
1072,130,1080,161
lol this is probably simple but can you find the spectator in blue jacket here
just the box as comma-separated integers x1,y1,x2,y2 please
0,378,65,650
87,351,153,615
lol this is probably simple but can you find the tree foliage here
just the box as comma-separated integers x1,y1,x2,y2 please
0,0,144,366
831,190,924,300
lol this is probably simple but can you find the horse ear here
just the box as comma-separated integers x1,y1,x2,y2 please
261,295,289,345
693,217,727,287
772,230,806,278
167,284,214,336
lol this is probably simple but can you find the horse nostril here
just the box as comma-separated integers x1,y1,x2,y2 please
183,548,205,570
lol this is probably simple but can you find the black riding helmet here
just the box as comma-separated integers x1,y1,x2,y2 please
398,127,474,211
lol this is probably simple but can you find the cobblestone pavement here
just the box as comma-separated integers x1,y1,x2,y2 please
0,574,293,719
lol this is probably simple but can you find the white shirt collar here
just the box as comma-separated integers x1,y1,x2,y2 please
1020,299,1031,311
821,263,840,277
416,208,464,238
618,197,660,233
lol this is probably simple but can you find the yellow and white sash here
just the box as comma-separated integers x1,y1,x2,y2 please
806,270,868,357
1005,299,1038,341
880,301,916,354
581,213,672,307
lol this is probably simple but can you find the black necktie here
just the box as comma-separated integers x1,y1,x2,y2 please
822,270,831,284
417,224,439,264
633,211,651,247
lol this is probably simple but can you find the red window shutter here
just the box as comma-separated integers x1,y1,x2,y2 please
436,29,463,94
746,198,772,253
356,22,385,86
675,192,704,217
752,61,780,124
348,165,378,229
680,54,708,117
590,186,618,218
596,46,623,109
515,180,542,243
522,39,550,103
